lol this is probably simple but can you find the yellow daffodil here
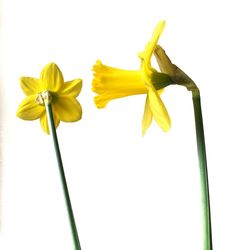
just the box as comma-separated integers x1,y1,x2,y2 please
16,63,82,134
92,20,174,135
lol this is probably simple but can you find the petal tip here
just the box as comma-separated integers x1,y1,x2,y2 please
46,62,59,68
162,120,171,133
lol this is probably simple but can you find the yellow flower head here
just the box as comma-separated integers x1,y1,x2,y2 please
16,63,82,134
92,20,173,135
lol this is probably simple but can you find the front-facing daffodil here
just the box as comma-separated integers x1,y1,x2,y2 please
92,20,174,135
16,63,82,134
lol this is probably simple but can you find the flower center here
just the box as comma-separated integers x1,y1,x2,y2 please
36,90,53,105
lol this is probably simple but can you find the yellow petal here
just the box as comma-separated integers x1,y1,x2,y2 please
40,110,60,134
16,95,45,120
40,63,64,92
142,95,153,136
53,97,82,122
139,21,173,98
143,20,166,67
147,86,171,132
20,77,40,95
59,79,82,97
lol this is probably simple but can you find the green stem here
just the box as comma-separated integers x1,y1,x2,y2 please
154,46,213,249
45,102,81,250
192,89,213,250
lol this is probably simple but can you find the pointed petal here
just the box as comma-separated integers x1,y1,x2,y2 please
40,63,64,92
40,111,60,134
142,95,153,136
144,20,166,66
59,79,82,97
147,86,171,132
16,95,45,120
20,77,40,95
53,97,82,122
40,113,50,134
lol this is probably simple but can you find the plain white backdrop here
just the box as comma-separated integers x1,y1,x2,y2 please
1,0,250,249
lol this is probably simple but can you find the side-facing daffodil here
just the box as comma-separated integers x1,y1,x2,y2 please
93,20,213,250
92,20,174,135
16,63,82,134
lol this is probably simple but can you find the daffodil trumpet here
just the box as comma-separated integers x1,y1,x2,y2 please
16,63,82,249
155,45,213,250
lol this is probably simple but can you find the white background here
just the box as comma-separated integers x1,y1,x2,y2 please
1,0,250,249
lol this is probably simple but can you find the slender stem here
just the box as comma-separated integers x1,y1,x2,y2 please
45,102,81,250
154,46,213,249
192,89,213,250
